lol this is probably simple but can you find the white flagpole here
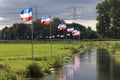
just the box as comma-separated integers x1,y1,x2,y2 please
63,30,65,48
79,34,80,42
64,28,67,48
31,7,34,59
50,18,52,56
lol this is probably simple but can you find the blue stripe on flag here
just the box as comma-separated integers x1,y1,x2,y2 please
20,8,32,14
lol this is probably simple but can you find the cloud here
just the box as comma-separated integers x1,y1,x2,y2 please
0,17,7,21
0,25,11,30
0,0,101,28
65,19,97,31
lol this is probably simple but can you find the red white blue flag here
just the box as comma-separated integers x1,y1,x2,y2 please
41,15,51,25
20,8,32,22
67,27,74,32
57,23,66,31
72,30,80,36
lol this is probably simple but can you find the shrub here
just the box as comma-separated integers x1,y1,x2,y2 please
0,62,4,69
25,62,44,78
71,47,79,54
53,57,63,69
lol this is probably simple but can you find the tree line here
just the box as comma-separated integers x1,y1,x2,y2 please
0,18,98,40
1,0,120,40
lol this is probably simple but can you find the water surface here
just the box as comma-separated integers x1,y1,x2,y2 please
42,47,120,80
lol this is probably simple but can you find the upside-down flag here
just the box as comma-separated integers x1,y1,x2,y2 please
20,8,32,22
72,30,80,36
67,27,74,32
57,23,66,31
41,15,51,25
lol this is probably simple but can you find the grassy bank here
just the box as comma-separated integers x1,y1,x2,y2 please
95,41,120,64
0,42,88,79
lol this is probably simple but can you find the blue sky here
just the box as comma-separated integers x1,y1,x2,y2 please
0,0,102,30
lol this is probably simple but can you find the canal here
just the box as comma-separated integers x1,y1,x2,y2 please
42,47,120,80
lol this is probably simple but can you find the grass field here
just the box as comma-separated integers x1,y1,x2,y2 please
1,42,120,79
0,43,81,79
0,43,72,59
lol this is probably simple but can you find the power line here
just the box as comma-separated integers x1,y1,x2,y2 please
68,6,82,20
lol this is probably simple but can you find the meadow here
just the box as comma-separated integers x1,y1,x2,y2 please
0,43,71,59
1,41,120,79
0,42,85,79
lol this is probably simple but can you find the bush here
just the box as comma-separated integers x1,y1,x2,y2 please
25,62,44,78
0,62,4,69
71,47,79,54
53,57,63,69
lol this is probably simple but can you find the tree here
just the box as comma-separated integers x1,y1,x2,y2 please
51,18,63,36
15,23,30,39
96,0,111,38
1,27,9,40
109,0,120,38
67,23,87,39
86,27,98,39
96,0,120,39
33,19,42,39
7,27,17,40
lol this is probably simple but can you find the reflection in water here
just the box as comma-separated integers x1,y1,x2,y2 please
97,48,111,80
97,48,120,80
42,47,120,80
58,74,66,80
58,47,97,80
65,55,80,80
57,55,80,80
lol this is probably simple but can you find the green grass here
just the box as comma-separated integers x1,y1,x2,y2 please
0,44,31,58
0,43,76,78
0,43,71,59
94,42,120,64
0,42,88,79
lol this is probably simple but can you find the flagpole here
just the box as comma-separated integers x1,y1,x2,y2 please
79,34,80,42
20,8,34,59
31,7,34,59
65,28,67,48
63,30,65,48
65,28,67,45
50,20,52,56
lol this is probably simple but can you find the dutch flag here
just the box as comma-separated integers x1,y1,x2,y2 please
72,30,80,36
20,8,32,22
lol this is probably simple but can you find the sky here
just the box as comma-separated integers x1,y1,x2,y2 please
0,0,102,30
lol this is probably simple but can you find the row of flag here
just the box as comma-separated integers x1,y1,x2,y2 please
20,8,80,36
20,8,51,24
58,23,80,36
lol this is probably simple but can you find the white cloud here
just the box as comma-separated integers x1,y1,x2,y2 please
0,25,11,30
0,17,6,21
65,19,97,31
